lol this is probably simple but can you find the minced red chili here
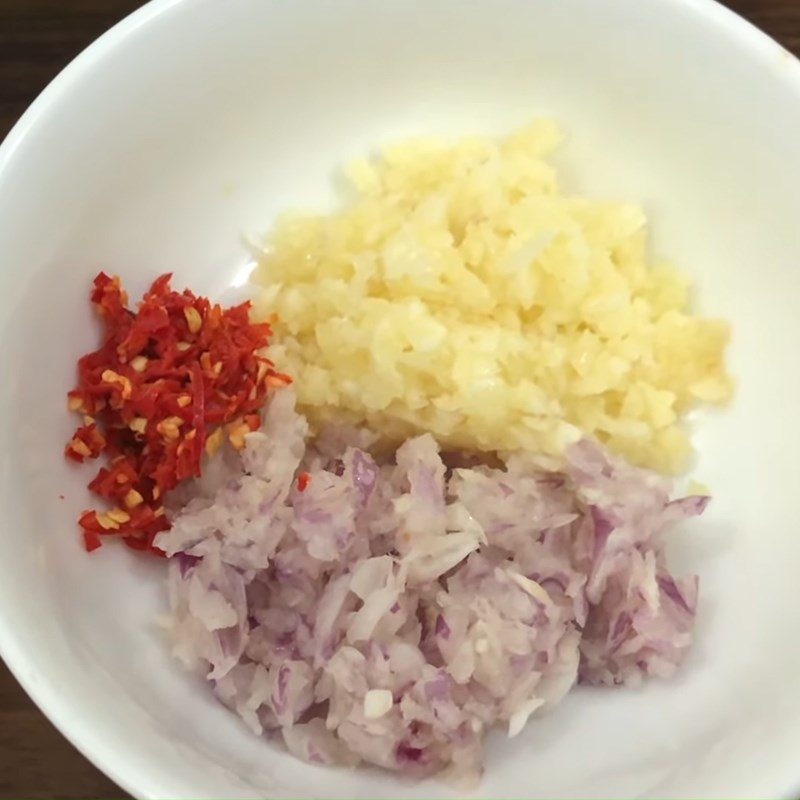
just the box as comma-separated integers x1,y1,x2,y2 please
65,272,291,554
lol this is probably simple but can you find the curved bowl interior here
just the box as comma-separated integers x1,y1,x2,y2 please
0,0,799,797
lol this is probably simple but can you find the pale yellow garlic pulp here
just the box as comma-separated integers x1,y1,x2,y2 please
252,121,733,473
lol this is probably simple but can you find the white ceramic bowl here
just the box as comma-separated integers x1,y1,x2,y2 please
1,0,800,797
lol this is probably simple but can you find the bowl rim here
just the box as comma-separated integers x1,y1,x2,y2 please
1,0,800,797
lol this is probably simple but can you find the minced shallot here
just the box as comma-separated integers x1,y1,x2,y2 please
155,389,704,782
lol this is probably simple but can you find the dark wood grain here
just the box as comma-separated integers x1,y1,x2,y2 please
0,0,798,797
0,677,128,799
726,0,800,53
0,0,143,139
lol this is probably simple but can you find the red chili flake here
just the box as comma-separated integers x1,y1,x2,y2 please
83,528,103,552
65,422,106,462
66,272,290,554
297,472,311,492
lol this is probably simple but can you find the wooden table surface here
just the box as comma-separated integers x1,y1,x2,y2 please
1,0,799,797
